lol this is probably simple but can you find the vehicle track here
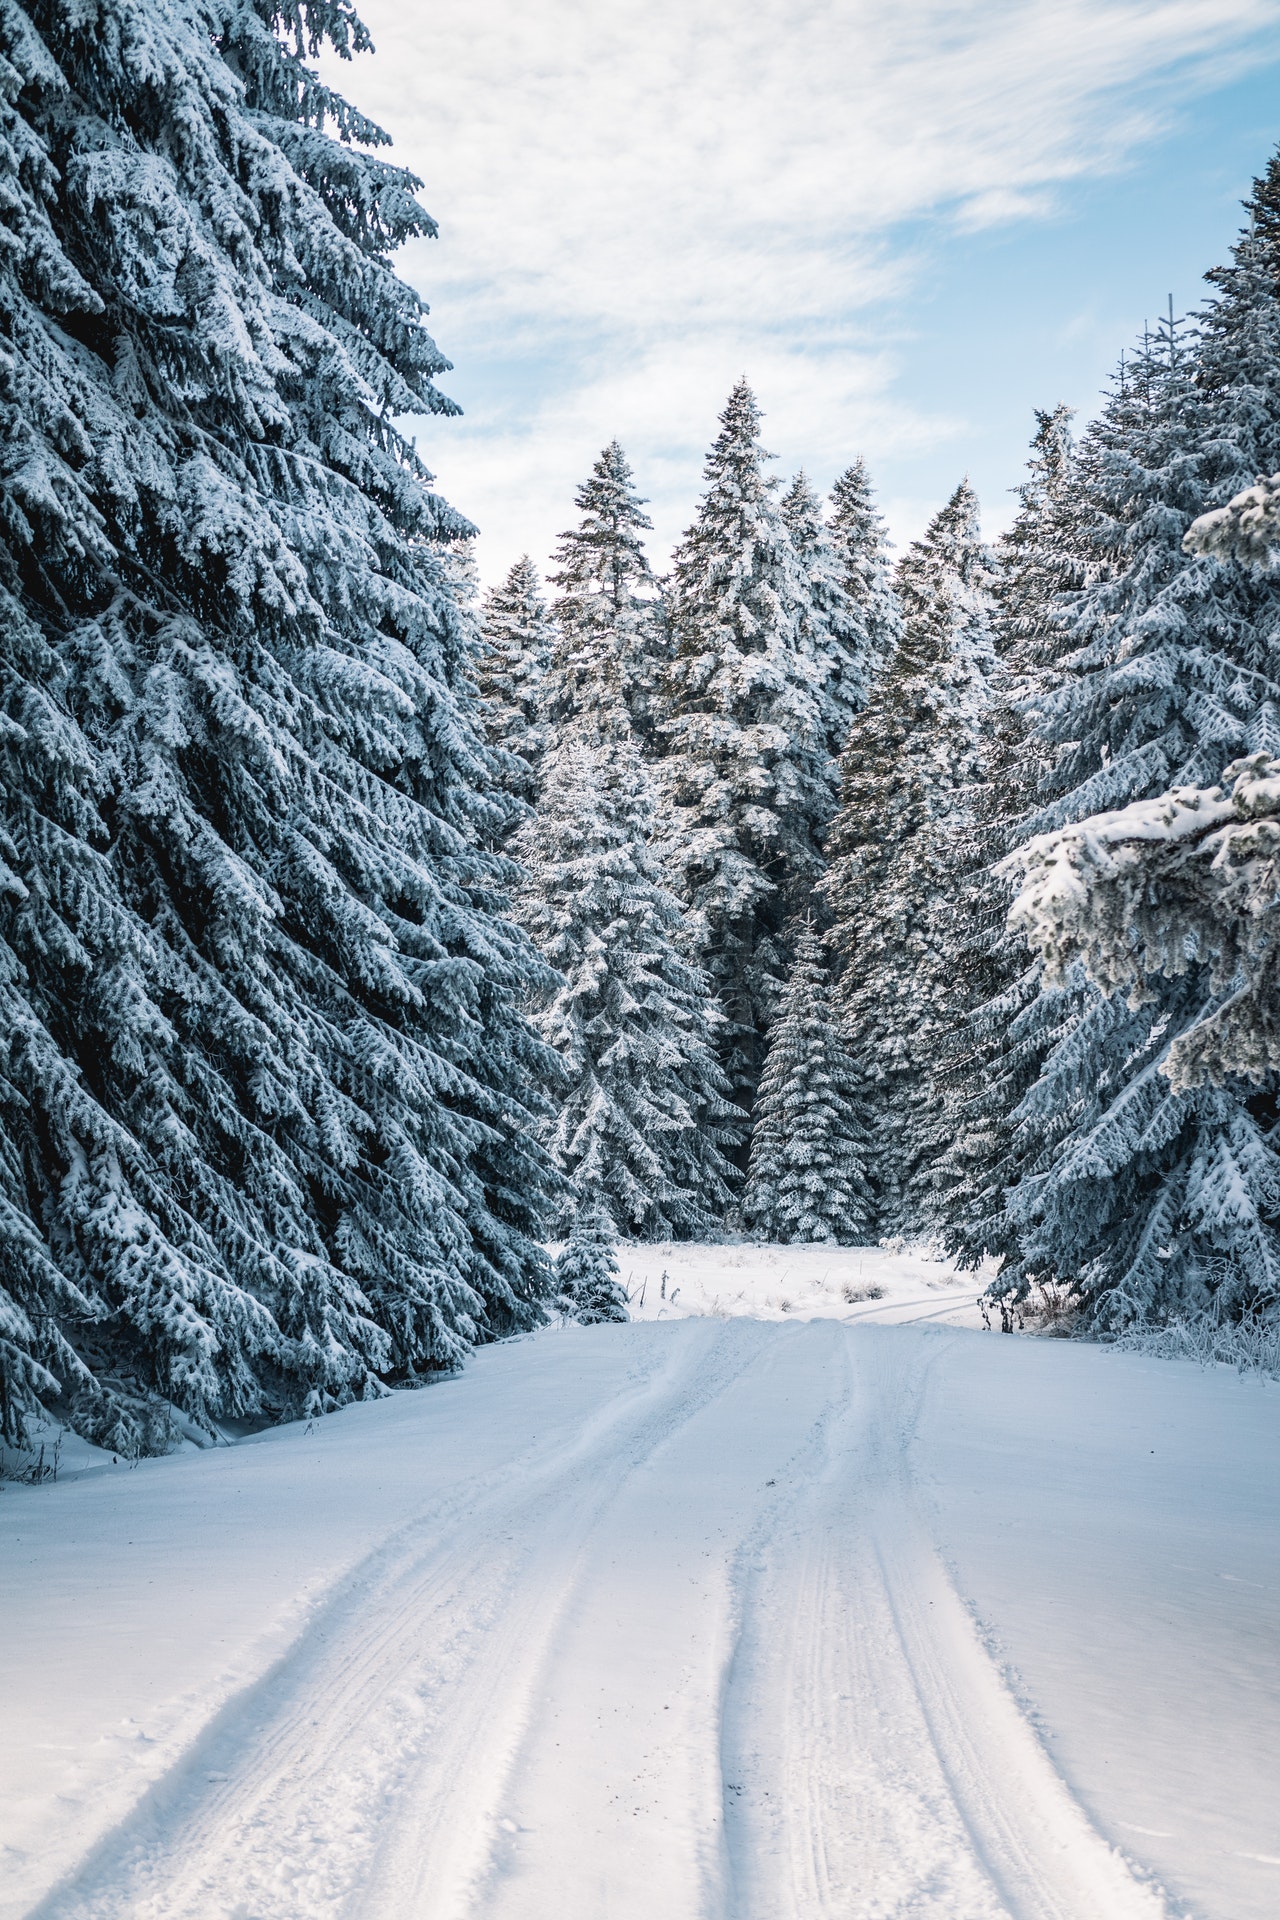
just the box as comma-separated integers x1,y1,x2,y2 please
720,1330,1170,1919
28,1319,1173,1920
28,1321,758,1920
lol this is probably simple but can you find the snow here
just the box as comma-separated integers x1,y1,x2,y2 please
2,1248,1277,1920
617,1235,989,1326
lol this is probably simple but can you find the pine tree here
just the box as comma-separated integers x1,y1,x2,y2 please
515,736,740,1242
780,470,878,756
545,441,667,747
0,0,558,1451
990,255,1280,1328
827,458,902,683
823,480,998,1236
660,380,831,1104
931,407,1090,1258
476,556,554,803
554,1198,629,1325
742,922,874,1243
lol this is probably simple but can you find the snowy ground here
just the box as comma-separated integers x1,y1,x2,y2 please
615,1235,990,1326
2,1250,1278,1920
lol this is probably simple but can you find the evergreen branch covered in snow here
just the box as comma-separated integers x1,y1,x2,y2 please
1184,472,1280,568
1008,754,1280,1089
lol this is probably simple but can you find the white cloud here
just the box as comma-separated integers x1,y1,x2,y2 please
320,0,1279,578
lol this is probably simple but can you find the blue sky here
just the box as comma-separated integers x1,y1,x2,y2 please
878,59,1280,544
322,2,1280,580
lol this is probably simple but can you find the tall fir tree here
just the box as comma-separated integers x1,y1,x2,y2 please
515,735,740,1243
931,406,1092,1257
827,458,903,684
475,555,554,804
989,240,1280,1327
0,0,559,1451
544,441,667,747
823,480,998,1236
660,379,831,1106
780,469,878,757
742,921,874,1244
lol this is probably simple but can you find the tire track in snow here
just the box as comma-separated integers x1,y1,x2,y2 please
27,1319,1176,1920
839,1290,985,1327
720,1327,1171,1919
25,1321,761,1920
453,1320,855,1920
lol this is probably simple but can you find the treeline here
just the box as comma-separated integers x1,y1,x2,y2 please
497,148,1280,1341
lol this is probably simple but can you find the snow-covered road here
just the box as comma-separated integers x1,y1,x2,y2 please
3,1298,1278,1920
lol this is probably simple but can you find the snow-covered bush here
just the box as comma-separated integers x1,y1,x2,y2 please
1109,1309,1280,1379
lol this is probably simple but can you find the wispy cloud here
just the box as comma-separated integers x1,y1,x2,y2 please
323,0,1280,575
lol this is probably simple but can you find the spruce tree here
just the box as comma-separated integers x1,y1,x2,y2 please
476,556,554,803
991,255,1280,1327
827,458,903,682
0,0,558,1451
660,379,831,1104
931,407,1090,1258
515,736,739,1242
545,441,667,747
742,922,874,1244
823,480,998,1236
554,1198,629,1325
780,470,877,756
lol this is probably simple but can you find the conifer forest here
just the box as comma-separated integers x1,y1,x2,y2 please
4,0,1280,1461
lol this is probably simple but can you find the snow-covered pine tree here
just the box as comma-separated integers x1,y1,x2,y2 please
475,555,554,803
545,441,667,747
515,736,739,1243
0,0,559,1452
823,480,998,1236
991,248,1280,1328
660,379,831,1104
780,469,878,756
827,458,902,683
742,920,874,1244
931,406,1091,1259
554,1197,629,1324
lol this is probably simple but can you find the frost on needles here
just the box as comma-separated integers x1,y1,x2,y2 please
0,0,560,1452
